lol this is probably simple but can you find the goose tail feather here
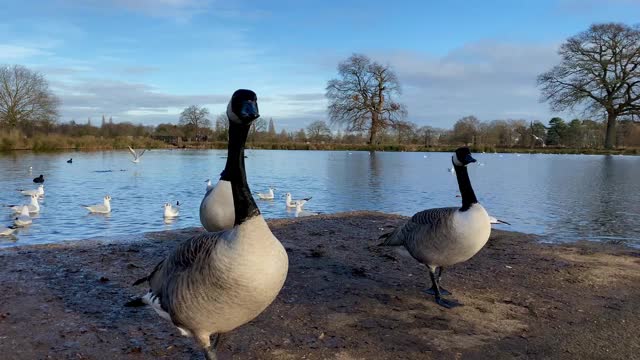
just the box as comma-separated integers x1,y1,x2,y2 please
378,225,405,246
124,297,146,307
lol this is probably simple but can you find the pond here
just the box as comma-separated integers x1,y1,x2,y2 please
1,149,638,247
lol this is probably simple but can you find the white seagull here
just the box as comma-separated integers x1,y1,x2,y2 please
0,225,17,236
205,179,214,192
14,206,32,227
19,184,44,197
256,187,275,200
295,203,318,217
83,195,112,214
10,194,40,214
163,201,180,218
285,192,312,208
128,146,146,163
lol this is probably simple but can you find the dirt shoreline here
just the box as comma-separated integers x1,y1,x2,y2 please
1,211,639,359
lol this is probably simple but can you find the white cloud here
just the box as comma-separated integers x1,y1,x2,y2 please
0,44,50,61
371,40,566,127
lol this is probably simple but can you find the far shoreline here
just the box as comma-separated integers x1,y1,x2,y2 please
2,142,639,156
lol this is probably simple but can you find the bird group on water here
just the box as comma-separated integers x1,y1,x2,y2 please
0,144,154,238
118,89,510,359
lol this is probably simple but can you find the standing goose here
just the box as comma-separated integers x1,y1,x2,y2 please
127,89,289,360
379,147,491,308
199,95,250,231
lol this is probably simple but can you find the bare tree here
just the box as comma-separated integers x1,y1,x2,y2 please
538,23,640,149
306,120,332,142
326,54,407,145
452,116,481,145
214,113,229,141
0,64,59,129
179,105,211,140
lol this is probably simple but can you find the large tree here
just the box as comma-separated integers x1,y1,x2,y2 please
0,64,59,129
306,120,332,142
326,54,407,145
179,105,211,140
538,23,640,149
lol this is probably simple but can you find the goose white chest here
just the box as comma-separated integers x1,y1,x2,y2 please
447,204,491,265
199,180,234,231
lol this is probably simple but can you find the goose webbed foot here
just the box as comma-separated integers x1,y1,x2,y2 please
425,286,452,296
428,266,462,309
435,296,462,309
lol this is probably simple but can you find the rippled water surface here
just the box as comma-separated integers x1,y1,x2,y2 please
1,149,639,247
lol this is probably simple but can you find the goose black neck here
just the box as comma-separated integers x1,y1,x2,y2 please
222,122,260,225
453,162,478,212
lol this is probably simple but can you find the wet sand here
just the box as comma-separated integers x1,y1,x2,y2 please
1,211,639,359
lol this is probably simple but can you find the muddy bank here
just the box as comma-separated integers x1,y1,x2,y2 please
1,211,639,359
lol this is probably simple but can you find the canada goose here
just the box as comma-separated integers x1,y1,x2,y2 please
199,95,251,231
67,158,73,163
128,146,146,163
14,206,32,227
163,202,180,218
379,147,491,309
256,187,275,200
19,184,44,197
0,225,17,236
284,193,311,208
127,89,288,360
82,195,111,214
9,194,40,214
33,174,44,183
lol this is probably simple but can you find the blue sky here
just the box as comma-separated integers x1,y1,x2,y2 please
1,0,639,130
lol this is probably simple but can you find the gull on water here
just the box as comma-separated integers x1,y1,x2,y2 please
14,206,32,227
256,187,275,200
285,192,312,208
9,194,40,214
83,195,112,214
295,203,318,217
19,185,44,197
163,201,180,218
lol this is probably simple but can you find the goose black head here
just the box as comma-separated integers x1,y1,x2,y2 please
227,89,259,125
452,147,477,167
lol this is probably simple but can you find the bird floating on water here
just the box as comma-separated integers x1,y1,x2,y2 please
33,174,44,183
13,206,32,227
256,187,275,200
295,202,318,217
67,158,73,163
82,195,112,214
9,194,40,214
19,184,44,197
204,179,214,192
0,225,17,236
285,193,311,208
163,201,180,218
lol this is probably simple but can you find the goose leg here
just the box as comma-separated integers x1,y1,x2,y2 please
197,333,219,360
424,267,452,296
428,266,461,309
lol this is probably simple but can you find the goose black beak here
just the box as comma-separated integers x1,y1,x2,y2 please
240,100,259,121
465,154,477,164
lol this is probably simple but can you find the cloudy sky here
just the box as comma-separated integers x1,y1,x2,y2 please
2,0,639,130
